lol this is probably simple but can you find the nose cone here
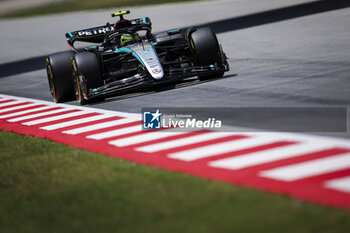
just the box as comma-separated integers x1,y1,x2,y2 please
129,43,164,80
150,68,164,80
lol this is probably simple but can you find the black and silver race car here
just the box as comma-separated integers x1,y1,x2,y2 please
46,10,229,104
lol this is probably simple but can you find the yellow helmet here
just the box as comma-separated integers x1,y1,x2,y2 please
120,34,141,46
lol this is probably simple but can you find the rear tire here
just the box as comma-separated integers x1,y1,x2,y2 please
46,51,76,103
190,27,224,81
72,51,103,105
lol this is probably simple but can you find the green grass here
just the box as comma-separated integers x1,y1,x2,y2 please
1,130,350,233
2,0,202,18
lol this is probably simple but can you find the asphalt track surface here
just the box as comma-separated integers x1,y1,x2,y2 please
0,0,350,139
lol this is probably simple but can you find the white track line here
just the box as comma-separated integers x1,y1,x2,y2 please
40,114,113,130
0,106,57,119
0,103,41,113
209,142,336,170
87,125,141,140
22,111,91,126
63,118,140,135
260,153,350,181
109,131,189,147
168,136,283,162
0,94,141,119
8,108,73,122
0,100,25,107
135,132,236,153
325,176,350,193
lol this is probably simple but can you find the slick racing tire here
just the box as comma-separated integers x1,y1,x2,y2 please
46,51,76,103
190,27,225,81
72,51,103,105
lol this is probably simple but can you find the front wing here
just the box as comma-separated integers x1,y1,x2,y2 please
82,62,229,100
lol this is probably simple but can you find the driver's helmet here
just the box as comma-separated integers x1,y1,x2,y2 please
120,33,141,46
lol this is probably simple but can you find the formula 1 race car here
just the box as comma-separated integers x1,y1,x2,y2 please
46,10,229,104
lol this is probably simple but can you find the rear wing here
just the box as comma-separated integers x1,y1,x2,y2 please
66,17,152,48
65,24,114,46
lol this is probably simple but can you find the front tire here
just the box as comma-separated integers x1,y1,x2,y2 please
72,51,103,105
46,51,76,103
190,27,224,81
